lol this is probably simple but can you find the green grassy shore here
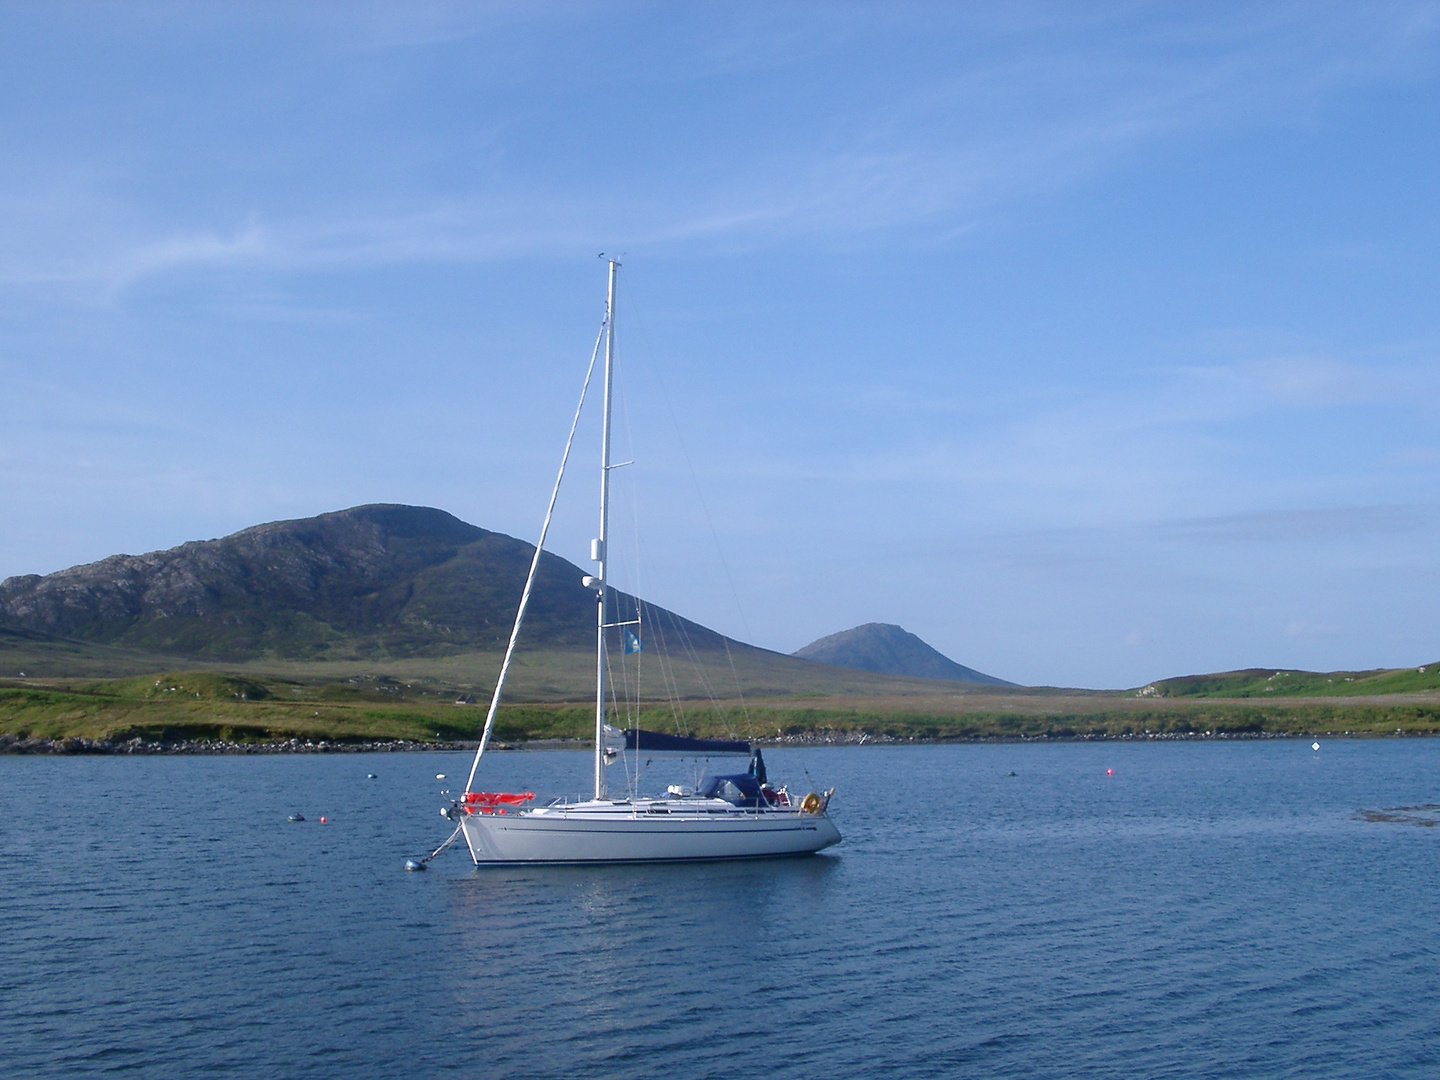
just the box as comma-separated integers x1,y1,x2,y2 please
4,664,1440,749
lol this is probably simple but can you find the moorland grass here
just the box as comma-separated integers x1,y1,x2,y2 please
4,671,1440,746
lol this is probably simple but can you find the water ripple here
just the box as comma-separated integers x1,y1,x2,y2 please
3,743,1440,1077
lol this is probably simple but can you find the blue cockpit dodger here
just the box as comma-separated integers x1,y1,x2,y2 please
697,773,767,807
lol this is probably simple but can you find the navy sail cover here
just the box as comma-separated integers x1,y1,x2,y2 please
624,729,750,755
698,773,765,807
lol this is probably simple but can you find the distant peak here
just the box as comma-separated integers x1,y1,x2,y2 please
235,504,484,538
793,623,1014,686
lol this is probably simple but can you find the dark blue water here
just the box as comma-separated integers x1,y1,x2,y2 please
4,741,1439,1078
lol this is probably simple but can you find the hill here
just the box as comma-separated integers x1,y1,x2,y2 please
1137,664,1440,699
8,507,1440,751
793,623,1014,685
0,504,725,662
0,506,1008,703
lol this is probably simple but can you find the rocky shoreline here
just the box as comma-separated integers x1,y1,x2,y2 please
0,728,1376,755
0,733,480,755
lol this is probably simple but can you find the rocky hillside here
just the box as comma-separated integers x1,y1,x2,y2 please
0,505,725,661
794,622,1013,685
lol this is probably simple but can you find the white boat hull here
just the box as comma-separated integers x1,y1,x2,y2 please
459,801,841,865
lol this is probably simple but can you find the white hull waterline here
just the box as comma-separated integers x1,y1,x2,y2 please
459,797,841,865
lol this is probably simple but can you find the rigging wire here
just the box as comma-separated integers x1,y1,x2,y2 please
620,274,758,743
615,359,648,779
463,318,607,794
654,596,732,734
641,600,691,736
599,345,654,787
607,282,737,753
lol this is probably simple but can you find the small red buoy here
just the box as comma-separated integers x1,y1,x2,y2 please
319,816,327,823
1106,768,1114,776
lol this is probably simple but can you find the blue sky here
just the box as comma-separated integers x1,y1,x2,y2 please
3,3,1439,687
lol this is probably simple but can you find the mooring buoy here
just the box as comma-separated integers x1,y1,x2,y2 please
404,859,425,872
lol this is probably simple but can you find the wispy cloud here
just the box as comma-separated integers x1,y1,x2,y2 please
2,5,1438,296
1155,504,1435,544
1198,356,1433,409
0,196,587,294
110,220,273,288
722,348,1439,505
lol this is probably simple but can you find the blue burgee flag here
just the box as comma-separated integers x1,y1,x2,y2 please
624,630,643,654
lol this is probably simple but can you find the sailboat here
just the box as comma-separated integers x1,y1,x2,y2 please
448,260,841,865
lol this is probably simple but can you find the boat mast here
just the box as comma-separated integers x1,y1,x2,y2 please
594,258,619,800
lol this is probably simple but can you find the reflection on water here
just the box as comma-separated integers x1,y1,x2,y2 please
446,849,844,1066
4,741,1440,1078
